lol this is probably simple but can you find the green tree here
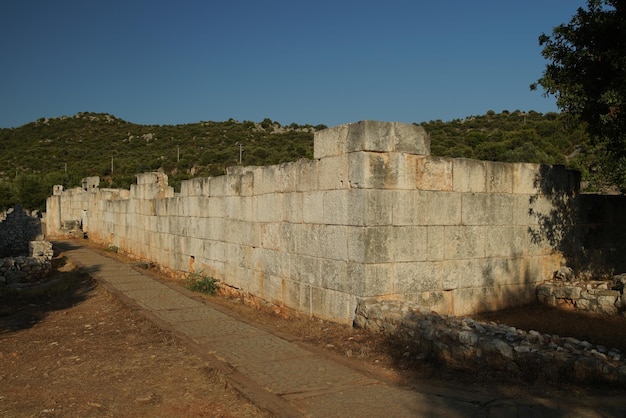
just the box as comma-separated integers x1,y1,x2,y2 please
0,182,17,211
532,0,626,191
14,174,49,211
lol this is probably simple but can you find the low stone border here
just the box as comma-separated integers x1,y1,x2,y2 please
354,299,626,385
537,274,626,315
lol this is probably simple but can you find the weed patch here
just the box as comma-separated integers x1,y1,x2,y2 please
185,272,219,295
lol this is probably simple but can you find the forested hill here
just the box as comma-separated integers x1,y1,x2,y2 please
0,110,594,211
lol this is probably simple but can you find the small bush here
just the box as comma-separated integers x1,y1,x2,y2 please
186,272,219,295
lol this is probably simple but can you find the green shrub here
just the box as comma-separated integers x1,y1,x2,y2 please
186,272,219,295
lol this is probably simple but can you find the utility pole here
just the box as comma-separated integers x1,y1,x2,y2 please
111,156,114,173
177,146,180,163
236,142,244,165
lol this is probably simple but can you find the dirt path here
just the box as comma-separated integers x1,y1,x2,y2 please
0,261,269,418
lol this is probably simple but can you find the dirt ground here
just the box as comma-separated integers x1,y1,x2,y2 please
0,258,269,418
2,242,626,417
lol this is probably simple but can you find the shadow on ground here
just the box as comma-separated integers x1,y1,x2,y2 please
0,245,97,334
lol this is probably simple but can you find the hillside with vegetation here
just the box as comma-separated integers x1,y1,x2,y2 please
0,110,600,211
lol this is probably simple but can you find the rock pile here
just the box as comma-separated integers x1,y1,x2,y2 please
354,299,626,385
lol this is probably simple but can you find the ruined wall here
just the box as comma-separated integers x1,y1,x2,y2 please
0,205,43,257
46,121,577,323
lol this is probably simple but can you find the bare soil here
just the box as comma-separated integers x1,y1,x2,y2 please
2,241,626,417
0,258,269,418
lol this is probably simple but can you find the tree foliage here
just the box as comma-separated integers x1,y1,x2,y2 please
531,0,626,191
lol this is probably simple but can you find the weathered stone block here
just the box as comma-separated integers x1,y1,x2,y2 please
444,225,486,259
282,192,302,223
208,175,226,197
415,191,461,226
395,261,442,294
553,285,582,299
294,159,318,192
295,224,324,258
322,190,349,225
345,263,395,297
344,189,393,226
391,190,417,226
310,286,357,324
347,226,392,263
226,168,254,197
255,193,283,223
486,162,514,193
302,191,325,224
391,226,429,262
320,225,349,261
461,193,515,226
452,159,487,193
415,156,453,191
319,154,349,190
290,254,321,286
314,120,430,159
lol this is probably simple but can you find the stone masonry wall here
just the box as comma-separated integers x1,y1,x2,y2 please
0,205,43,257
0,206,54,286
46,120,579,323
537,274,626,315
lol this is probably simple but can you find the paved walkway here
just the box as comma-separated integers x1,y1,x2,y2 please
56,240,626,417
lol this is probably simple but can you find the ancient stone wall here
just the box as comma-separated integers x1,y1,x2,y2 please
0,206,53,286
0,205,43,257
46,120,585,323
537,275,626,315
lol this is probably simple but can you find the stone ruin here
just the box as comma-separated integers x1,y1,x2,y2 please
0,205,54,287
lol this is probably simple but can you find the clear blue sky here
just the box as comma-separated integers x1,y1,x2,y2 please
0,1,586,129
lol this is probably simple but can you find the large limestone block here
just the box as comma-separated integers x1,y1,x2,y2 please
415,156,452,191
444,226,486,259
294,159,318,192
391,225,429,262
283,192,303,223
253,164,297,195
415,191,462,226
461,193,515,226
290,254,322,286
486,162,514,193
255,193,283,223
318,154,349,190
347,226,393,263
226,168,254,197
395,261,443,294
345,189,393,226
345,263,395,297
452,159,487,193
513,163,540,194
320,224,349,261
302,191,325,224
295,223,325,258
314,121,430,159
348,152,417,190
310,287,357,324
